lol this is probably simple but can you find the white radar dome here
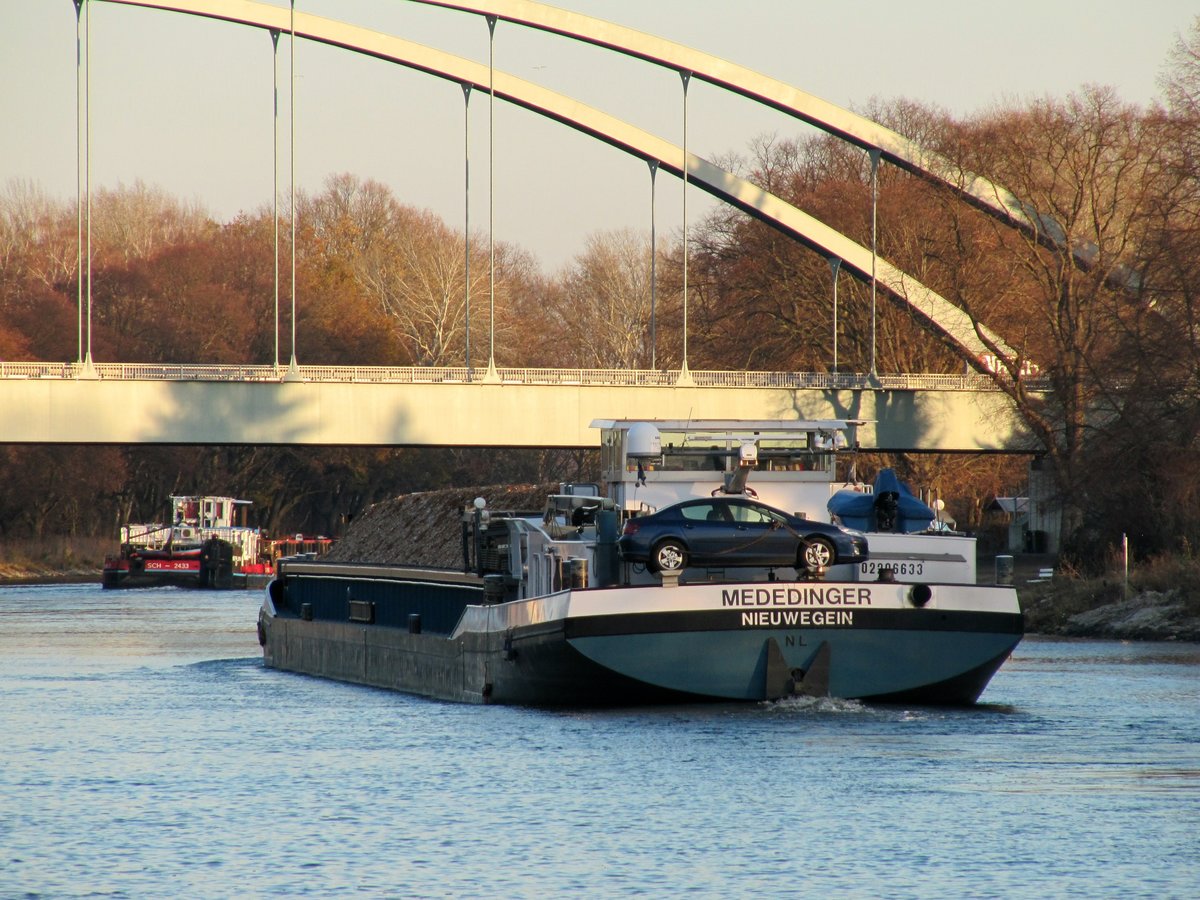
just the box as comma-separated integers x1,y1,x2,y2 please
626,422,662,458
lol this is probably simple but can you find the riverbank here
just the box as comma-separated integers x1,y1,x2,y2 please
1017,558,1200,642
0,566,97,585
0,537,107,585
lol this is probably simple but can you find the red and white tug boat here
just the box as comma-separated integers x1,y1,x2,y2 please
102,495,286,590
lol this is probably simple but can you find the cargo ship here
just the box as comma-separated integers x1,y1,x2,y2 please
258,419,1023,706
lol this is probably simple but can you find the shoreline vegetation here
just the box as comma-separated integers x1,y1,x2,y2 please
3,525,1198,642
0,536,109,584
1017,555,1200,643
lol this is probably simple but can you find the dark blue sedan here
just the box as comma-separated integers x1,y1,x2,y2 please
618,497,868,574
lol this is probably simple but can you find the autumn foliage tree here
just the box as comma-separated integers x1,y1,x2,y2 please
301,173,536,369
0,175,613,540
544,227,674,369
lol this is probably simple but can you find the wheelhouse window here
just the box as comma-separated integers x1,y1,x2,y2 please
605,425,844,479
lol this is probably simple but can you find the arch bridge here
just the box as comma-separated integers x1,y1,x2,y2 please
1,0,1045,453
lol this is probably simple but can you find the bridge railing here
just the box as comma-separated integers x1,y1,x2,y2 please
0,361,1033,391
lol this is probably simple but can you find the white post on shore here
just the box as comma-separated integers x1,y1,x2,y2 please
1123,533,1129,598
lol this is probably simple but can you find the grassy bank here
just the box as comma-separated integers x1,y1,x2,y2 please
0,536,110,583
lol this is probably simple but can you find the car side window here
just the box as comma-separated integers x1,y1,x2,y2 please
681,503,725,522
731,503,780,525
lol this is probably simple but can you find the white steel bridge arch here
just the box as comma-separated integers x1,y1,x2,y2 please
100,0,1014,364
414,0,1041,236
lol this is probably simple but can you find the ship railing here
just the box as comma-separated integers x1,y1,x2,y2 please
0,362,1047,392
122,522,173,546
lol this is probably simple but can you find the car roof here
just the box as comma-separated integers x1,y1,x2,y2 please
671,496,778,512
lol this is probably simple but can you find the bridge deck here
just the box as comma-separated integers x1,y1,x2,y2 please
0,366,1037,452
0,362,1026,391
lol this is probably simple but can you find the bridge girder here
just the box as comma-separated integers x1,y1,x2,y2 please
0,378,1034,452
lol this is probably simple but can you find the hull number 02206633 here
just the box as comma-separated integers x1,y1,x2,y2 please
860,561,924,576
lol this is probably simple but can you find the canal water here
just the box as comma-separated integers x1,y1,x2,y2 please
2,583,1197,898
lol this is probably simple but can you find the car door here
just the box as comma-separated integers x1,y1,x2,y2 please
676,501,735,565
727,500,795,565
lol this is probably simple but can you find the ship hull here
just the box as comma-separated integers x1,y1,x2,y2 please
259,562,1023,707
102,567,271,590
103,540,270,590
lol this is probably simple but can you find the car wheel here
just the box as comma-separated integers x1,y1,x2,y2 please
652,539,688,573
801,536,836,573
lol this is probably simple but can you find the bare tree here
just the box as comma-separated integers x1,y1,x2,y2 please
687,124,967,375
304,173,394,260
1160,16,1200,134
0,179,76,290
90,180,211,265
928,88,1189,555
549,228,667,369
305,173,538,368
353,207,476,366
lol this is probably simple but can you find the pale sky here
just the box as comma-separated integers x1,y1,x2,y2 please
2,0,1195,271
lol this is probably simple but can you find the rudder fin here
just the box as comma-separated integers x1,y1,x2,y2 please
763,638,831,700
